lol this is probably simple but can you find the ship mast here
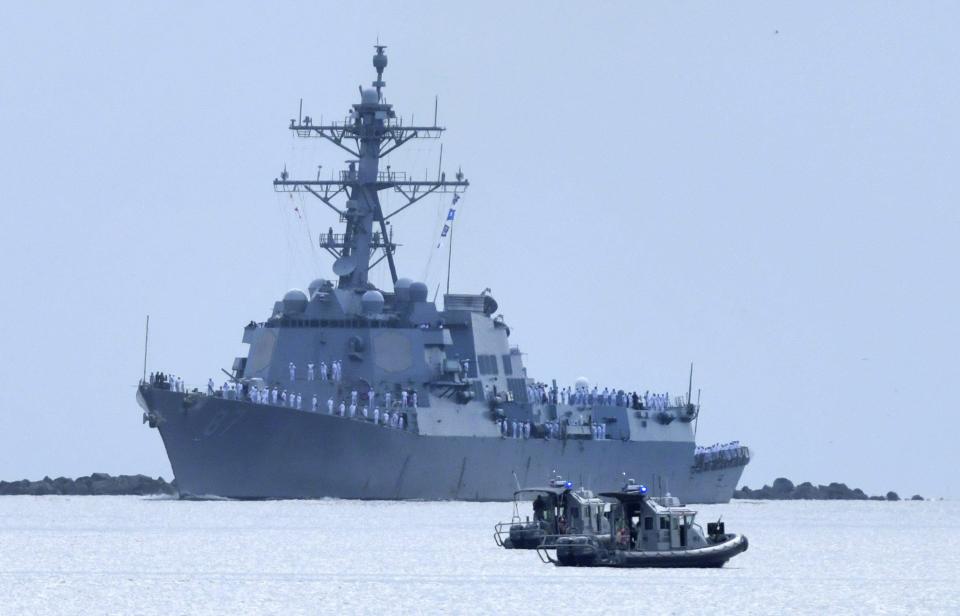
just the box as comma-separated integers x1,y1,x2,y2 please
274,45,469,290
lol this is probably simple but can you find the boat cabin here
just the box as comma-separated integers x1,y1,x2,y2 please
495,477,609,548
600,480,708,551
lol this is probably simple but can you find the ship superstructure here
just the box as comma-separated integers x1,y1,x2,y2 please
137,47,749,502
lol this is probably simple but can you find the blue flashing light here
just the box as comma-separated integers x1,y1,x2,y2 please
639,485,648,494
565,481,573,489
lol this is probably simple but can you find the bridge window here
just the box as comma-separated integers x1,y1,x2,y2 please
477,354,499,375
507,378,527,402
501,354,513,375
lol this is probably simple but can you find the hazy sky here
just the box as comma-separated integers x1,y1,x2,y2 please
1,2,957,498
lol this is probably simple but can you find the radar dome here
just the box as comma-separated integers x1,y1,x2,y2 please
361,88,378,105
394,277,413,301
409,281,428,302
361,290,385,314
282,289,308,314
574,377,591,393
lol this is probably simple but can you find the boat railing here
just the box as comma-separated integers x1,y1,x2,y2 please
534,534,565,563
493,518,552,547
492,520,518,547
534,534,598,564
535,544,557,564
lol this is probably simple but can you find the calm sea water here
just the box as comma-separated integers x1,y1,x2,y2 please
0,497,956,615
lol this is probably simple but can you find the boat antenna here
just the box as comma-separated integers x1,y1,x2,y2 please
434,95,438,126
142,315,150,384
687,362,694,407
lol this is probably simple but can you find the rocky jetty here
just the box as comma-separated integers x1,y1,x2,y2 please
0,473,177,496
735,478,920,501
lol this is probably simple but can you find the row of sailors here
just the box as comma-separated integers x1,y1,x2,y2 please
213,380,419,409
561,387,675,410
316,398,406,430
311,399,408,430
290,361,342,383
529,384,676,411
149,372,185,392
227,380,408,429
695,441,748,463
215,381,411,429
497,418,532,439
497,418,608,440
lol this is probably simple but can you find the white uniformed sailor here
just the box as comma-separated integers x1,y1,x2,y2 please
411,392,418,408
319,361,328,381
373,407,380,424
385,392,392,409
311,394,318,412
361,405,368,419
349,403,356,418
401,390,408,407
351,390,358,405
289,362,296,381
327,398,334,414
338,401,345,416
296,393,302,409
307,363,315,381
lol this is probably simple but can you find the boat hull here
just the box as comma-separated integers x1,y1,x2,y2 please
139,387,745,502
550,534,749,568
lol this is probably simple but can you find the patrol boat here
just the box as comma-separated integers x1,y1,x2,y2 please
536,480,749,568
136,46,750,502
494,475,608,549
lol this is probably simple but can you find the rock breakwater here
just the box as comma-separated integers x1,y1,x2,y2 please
0,473,176,496
736,478,922,501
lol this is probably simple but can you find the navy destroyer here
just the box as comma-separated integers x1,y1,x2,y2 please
137,46,750,502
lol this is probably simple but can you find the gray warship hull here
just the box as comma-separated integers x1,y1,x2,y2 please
139,387,744,503
136,47,751,505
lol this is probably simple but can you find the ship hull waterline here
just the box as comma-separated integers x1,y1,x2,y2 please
140,387,744,503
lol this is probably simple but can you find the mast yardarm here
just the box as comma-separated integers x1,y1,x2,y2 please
274,45,469,289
